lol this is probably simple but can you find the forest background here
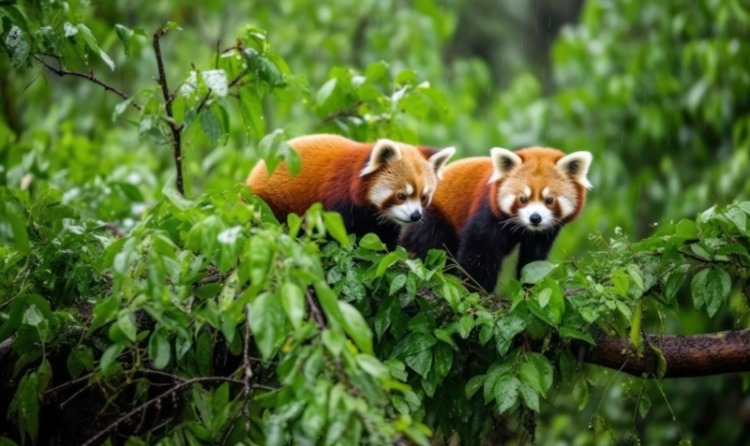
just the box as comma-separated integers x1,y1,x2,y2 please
1,0,750,445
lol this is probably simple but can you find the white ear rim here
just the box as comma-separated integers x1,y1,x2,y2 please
488,147,522,184
360,139,403,177
557,151,593,189
429,146,456,180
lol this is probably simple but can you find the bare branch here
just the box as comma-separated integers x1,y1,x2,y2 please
306,289,326,329
577,329,750,378
34,55,142,111
152,27,185,196
81,376,243,446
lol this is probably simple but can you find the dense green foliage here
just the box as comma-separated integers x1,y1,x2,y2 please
1,0,749,444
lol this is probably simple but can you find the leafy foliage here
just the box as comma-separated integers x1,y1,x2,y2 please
1,0,749,445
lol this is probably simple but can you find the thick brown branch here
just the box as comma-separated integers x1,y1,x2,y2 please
152,27,185,196
34,55,142,111
578,329,750,378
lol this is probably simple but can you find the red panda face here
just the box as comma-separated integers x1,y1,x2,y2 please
489,147,592,230
361,140,455,226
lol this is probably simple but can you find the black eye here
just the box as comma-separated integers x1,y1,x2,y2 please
421,194,429,202
545,197,554,205
397,193,407,201
519,196,528,204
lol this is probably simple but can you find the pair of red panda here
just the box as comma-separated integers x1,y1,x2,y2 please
248,134,592,292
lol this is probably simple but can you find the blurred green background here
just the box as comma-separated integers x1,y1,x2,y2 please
2,0,749,444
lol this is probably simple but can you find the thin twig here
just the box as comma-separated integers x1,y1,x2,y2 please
242,325,253,433
313,101,363,130
306,289,326,329
45,372,94,395
81,376,243,446
33,55,142,111
152,27,185,196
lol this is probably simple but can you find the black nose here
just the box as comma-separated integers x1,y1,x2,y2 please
530,213,542,225
410,211,422,222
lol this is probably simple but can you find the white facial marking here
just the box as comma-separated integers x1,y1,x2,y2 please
500,194,516,214
518,202,554,230
368,185,392,207
558,196,575,218
542,187,549,198
524,186,531,197
406,184,414,195
388,199,423,225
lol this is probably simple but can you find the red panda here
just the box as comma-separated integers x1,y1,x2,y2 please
400,146,592,292
247,134,455,247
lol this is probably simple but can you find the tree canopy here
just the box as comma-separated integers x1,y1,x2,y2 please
1,0,749,445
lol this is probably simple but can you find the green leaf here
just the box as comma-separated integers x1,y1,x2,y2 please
338,301,373,354
629,301,643,349
359,233,386,251
238,89,266,138
200,109,222,145
651,344,668,379
611,270,629,297
88,295,121,335
22,305,44,327
247,292,287,359
162,183,194,210
519,362,543,394
1,200,30,253
76,24,115,71
664,264,689,303
691,267,731,316
674,219,698,238
537,288,552,308
638,393,652,418
280,281,306,329
115,24,134,58
375,252,401,277
66,346,94,379
726,207,747,233
494,376,521,414
528,353,553,396
465,374,485,399
116,311,137,343
316,78,338,106
625,264,644,291
520,261,555,284
100,344,124,375
388,273,407,295
558,327,595,344
148,329,171,369
405,348,432,378
519,383,540,412
313,281,345,328
495,309,526,355
322,211,351,248
356,354,389,379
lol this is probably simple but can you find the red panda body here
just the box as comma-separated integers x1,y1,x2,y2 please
400,147,592,292
247,134,455,248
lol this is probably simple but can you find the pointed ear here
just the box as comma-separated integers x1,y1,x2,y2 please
488,147,522,183
360,139,403,176
557,151,593,189
429,147,456,179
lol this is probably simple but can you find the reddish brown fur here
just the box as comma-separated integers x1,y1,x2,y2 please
246,134,437,220
431,147,587,233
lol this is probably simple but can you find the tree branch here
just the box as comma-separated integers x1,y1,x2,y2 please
152,27,185,196
577,329,750,378
34,55,142,111
306,289,326,329
81,376,242,446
